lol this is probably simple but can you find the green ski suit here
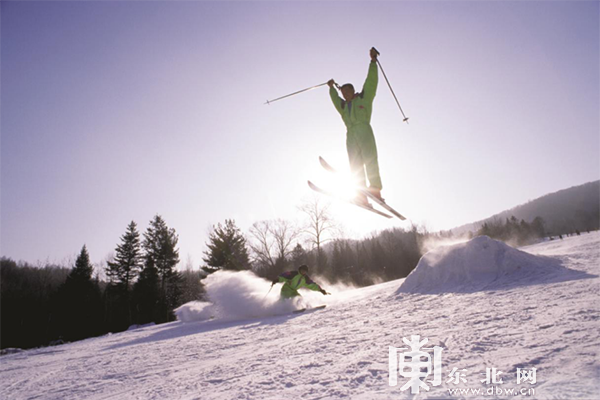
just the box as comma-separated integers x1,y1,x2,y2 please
329,61,381,190
275,270,323,299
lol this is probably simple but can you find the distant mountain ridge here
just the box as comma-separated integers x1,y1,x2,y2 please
451,180,600,236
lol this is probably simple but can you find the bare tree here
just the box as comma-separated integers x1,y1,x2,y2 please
249,220,276,271
299,195,338,269
248,219,301,278
271,218,302,261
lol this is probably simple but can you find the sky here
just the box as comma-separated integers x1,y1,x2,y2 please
1,0,598,269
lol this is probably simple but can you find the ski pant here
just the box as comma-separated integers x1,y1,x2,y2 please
346,123,382,190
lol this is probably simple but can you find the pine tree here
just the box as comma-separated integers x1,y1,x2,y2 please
180,269,206,304
143,215,180,289
203,219,250,272
70,245,94,282
106,221,143,329
290,243,308,267
133,259,161,324
141,215,181,323
56,245,103,341
107,221,142,291
479,222,492,237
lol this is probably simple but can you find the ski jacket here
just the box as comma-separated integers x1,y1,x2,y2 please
276,270,323,298
329,61,378,130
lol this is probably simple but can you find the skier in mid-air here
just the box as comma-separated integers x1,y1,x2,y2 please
272,264,328,299
327,48,382,207
264,47,407,219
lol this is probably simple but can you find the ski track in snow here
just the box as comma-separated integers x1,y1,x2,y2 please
1,233,599,400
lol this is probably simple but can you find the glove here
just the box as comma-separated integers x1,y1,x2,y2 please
327,79,336,88
370,47,379,61
271,280,277,286
320,289,327,295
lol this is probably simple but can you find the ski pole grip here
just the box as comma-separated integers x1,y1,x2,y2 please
371,47,380,56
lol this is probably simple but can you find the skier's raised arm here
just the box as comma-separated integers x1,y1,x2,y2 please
328,79,344,115
362,48,379,103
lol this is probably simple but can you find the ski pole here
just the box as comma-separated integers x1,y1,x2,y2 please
263,283,275,300
371,47,410,124
265,82,340,105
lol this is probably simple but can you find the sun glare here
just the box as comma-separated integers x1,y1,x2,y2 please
325,170,360,202
299,153,408,236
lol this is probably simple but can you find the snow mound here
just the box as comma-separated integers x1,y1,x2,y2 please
397,235,568,294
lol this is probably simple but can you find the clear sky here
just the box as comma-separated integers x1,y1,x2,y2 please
2,1,598,268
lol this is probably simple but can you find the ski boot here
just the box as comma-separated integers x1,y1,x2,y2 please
353,193,372,208
368,187,386,203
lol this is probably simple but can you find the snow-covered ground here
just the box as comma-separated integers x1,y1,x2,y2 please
1,233,599,400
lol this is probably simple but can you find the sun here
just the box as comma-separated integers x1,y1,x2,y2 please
324,169,361,203
298,154,405,233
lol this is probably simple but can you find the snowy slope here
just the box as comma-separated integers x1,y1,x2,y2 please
1,233,599,400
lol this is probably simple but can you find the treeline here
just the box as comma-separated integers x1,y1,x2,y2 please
1,215,204,350
2,198,427,350
476,216,548,246
202,199,424,286
3,195,598,351
243,226,423,287
473,214,598,246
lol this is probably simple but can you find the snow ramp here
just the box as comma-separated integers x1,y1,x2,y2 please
397,235,578,294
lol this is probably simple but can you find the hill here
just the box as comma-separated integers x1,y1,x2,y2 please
452,180,599,236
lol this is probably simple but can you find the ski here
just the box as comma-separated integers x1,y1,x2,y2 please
293,305,327,314
308,180,393,219
318,157,407,220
